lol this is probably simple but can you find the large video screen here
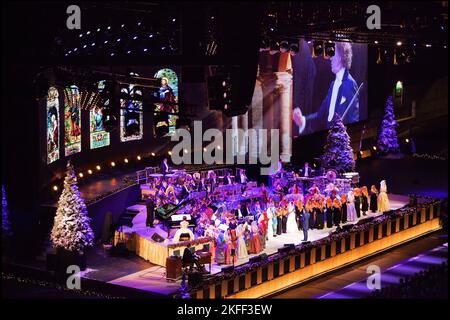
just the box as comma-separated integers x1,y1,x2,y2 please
46,87,60,164
153,68,179,137
64,85,82,156
292,40,368,136
120,84,143,142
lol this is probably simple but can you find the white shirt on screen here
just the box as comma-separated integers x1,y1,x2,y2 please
298,67,346,134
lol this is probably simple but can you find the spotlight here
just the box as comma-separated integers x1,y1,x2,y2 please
96,165,101,171
124,158,129,163
86,31,91,35
168,151,172,156
88,169,93,175
117,38,121,42
151,152,156,157
223,92,227,98
373,146,377,151
222,80,227,87
184,149,188,154
405,138,410,143
97,28,100,32
396,41,402,46
374,40,379,44
107,26,111,30
111,161,116,167
104,40,108,44
133,36,138,40
360,151,364,155
425,44,432,48
52,185,58,191
121,24,125,28
217,146,221,150
137,155,141,160
79,173,84,178
203,147,207,152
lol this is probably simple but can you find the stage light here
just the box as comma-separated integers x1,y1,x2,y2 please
83,45,87,48
217,146,222,150
223,92,227,98
91,43,95,46
74,48,78,51
124,158,129,163
374,40,379,44
203,147,207,152
222,81,227,87
88,169,93,175
396,41,402,46
184,149,188,154
151,152,156,157
127,50,131,54
110,53,115,56
117,38,121,42
96,165,101,171
425,44,432,48
149,34,153,38
360,151,364,155
373,146,377,151
79,34,83,38
86,31,91,35
168,151,172,156
104,40,108,44
144,48,148,52
172,18,176,22
137,155,141,160
224,104,228,110
53,185,58,191
137,22,141,26
107,26,111,30
79,173,84,178
133,36,138,40
405,138,410,143
121,24,125,28
313,163,316,168
111,161,116,167
97,28,100,32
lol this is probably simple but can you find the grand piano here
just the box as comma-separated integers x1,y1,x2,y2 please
155,198,197,238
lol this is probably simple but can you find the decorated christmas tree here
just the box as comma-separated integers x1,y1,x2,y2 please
321,113,355,173
377,96,400,154
2,185,12,238
51,161,94,253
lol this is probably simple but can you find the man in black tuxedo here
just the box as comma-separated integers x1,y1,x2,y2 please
223,171,233,185
301,162,313,178
159,158,169,174
293,42,360,135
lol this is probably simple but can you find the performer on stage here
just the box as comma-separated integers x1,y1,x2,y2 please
238,170,248,184
370,185,379,213
173,216,195,243
325,196,334,228
182,243,203,271
236,224,248,259
332,197,342,226
281,200,289,234
215,229,226,264
286,200,298,233
340,193,348,223
378,180,390,213
361,186,369,216
346,190,358,222
354,188,362,218
249,221,263,254
276,204,283,235
293,42,360,135
301,162,313,177
296,200,309,241
223,171,233,185
225,229,237,265
159,158,170,174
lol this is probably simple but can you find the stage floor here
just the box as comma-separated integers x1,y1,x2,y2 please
99,194,409,296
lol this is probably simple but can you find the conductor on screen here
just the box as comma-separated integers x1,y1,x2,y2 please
293,42,359,135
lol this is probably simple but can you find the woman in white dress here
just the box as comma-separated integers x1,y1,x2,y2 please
266,205,274,241
236,224,248,259
377,180,390,213
286,201,298,233
346,190,358,222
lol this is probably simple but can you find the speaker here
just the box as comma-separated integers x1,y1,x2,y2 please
249,255,262,263
259,253,268,260
151,233,165,243
222,265,235,273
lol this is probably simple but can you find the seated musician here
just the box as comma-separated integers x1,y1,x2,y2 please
182,242,203,271
207,170,217,192
173,216,195,243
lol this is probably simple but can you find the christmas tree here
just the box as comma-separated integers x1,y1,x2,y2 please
2,185,12,238
321,113,355,173
51,161,94,253
377,96,400,154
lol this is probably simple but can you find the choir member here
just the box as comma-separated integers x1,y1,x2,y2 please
361,186,369,216
354,188,362,218
370,185,379,213
340,194,348,223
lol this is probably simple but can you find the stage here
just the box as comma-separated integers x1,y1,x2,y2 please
90,194,411,296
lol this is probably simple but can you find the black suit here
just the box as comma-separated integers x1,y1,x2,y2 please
223,176,232,185
302,69,359,135
301,167,313,177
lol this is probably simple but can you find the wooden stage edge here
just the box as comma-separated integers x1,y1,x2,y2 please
227,219,442,299
189,201,444,299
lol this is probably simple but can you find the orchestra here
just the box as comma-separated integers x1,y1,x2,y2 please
141,164,386,267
